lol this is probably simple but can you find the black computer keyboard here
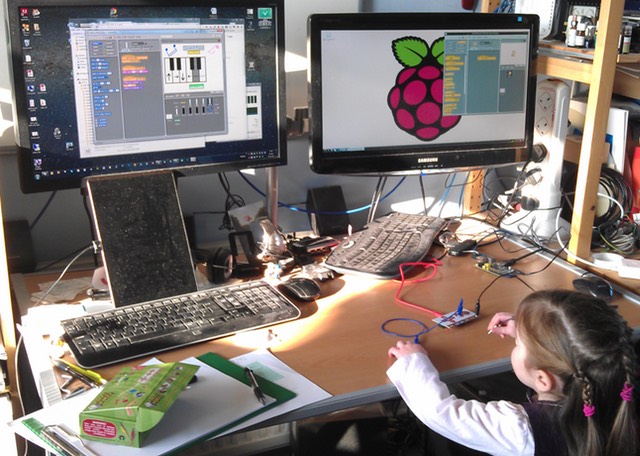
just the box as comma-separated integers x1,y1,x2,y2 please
324,212,447,279
61,280,301,368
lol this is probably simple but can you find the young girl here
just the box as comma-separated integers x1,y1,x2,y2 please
387,289,639,456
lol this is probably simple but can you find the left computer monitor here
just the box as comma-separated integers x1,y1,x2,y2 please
6,0,287,193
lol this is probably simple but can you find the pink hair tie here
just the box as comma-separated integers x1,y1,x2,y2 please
583,403,596,417
620,383,634,402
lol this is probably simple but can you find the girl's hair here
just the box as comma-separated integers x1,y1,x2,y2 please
516,290,639,456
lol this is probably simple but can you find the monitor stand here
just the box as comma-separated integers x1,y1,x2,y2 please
84,170,198,308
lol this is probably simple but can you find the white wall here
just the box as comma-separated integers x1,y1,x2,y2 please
0,1,15,152
0,0,469,264
359,0,475,12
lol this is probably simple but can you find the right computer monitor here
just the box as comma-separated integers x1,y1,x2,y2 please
308,13,539,176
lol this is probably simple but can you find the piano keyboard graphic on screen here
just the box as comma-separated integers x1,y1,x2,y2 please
165,56,207,83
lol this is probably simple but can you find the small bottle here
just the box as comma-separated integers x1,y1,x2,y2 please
575,22,587,47
566,15,577,47
619,23,632,54
564,15,573,46
585,25,597,48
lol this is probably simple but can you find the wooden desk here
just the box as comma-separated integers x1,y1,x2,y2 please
12,234,640,424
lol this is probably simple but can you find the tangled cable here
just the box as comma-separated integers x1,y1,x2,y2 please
593,167,637,255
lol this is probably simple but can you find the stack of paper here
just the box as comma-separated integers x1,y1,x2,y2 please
8,350,331,455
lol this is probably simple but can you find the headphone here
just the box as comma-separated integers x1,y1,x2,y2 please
192,248,234,284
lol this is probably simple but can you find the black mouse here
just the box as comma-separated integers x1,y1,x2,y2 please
279,277,321,301
573,275,613,300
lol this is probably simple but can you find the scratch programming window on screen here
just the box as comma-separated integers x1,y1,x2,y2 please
69,18,252,159
443,32,528,117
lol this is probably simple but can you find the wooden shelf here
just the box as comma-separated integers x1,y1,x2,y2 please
538,41,640,98
540,40,640,63
564,135,609,165
537,54,593,84
614,64,640,99
538,54,640,99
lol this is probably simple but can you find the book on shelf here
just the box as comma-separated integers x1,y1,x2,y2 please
569,97,630,174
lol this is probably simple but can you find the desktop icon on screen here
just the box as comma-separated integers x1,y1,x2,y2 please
258,8,272,19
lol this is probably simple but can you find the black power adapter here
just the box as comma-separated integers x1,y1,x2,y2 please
448,239,478,256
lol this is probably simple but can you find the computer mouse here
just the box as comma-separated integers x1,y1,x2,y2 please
573,275,613,300
279,277,321,302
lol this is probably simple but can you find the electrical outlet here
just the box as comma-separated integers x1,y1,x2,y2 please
535,117,551,136
537,90,555,111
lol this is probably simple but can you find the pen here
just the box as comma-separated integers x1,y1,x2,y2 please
487,317,514,334
52,359,104,388
58,359,107,386
64,386,87,399
244,367,267,405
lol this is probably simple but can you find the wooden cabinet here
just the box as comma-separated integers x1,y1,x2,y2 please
476,0,626,263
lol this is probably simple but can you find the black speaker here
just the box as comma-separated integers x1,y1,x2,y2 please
3,219,36,273
206,247,233,284
306,186,350,236
192,247,234,284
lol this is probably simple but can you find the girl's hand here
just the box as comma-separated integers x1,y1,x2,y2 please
388,340,428,359
487,312,516,339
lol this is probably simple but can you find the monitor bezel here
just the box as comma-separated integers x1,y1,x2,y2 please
307,12,539,176
6,0,287,193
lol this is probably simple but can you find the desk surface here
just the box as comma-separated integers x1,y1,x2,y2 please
14,227,640,422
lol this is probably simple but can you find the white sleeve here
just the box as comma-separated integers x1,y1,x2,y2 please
387,352,535,456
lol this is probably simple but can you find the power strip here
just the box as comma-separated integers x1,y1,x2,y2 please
500,78,570,238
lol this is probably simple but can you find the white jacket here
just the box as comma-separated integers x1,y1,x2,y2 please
386,352,535,456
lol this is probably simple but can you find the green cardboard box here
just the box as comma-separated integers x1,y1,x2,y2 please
79,362,199,447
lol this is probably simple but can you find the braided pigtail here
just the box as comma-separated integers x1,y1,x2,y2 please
579,371,596,418
605,328,639,456
557,374,585,455
576,370,603,456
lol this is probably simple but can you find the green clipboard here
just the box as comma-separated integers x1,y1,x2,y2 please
169,352,297,454
22,417,66,456
20,353,297,456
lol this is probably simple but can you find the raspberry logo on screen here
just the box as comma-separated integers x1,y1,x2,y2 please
387,36,460,141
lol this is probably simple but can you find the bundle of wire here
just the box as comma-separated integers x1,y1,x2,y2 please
594,166,637,255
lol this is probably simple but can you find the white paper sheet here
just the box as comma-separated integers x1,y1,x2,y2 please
8,357,269,456
225,349,333,434
8,350,332,455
